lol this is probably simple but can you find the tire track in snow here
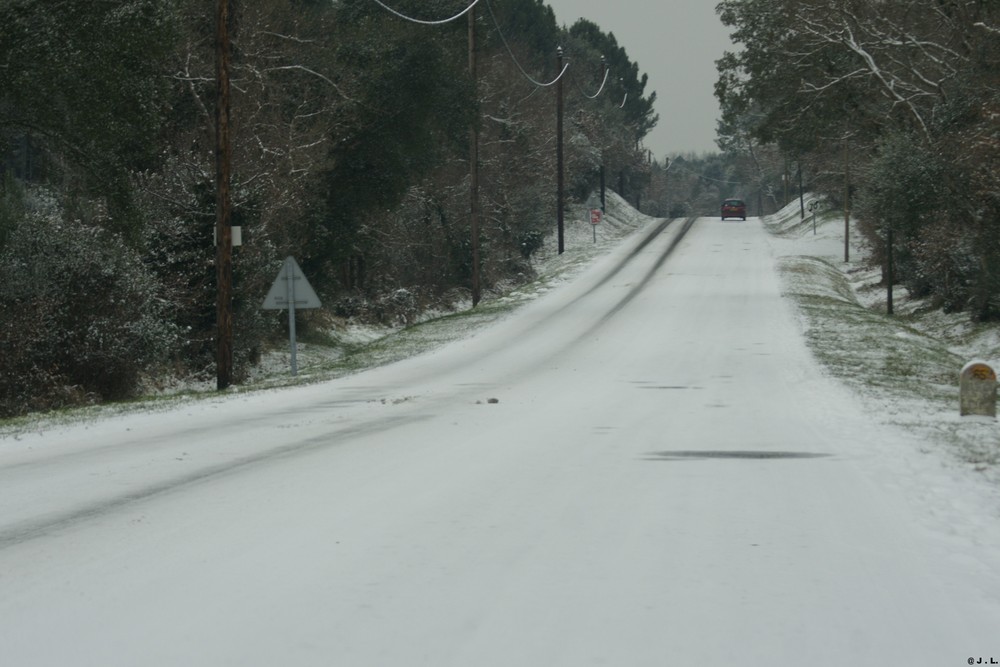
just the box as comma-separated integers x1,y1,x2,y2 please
0,414,430,549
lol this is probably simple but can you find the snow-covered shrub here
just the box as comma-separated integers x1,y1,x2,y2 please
0,212,178,416
964,230,1000,322
910,221,976,313
855,132,948,297
381,288,418,326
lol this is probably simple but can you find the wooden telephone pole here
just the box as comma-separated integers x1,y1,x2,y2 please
468,6,481,306
556,46,565,254
843,136,850,263
215,0,234,390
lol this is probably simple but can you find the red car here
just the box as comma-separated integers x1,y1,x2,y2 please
721,198,746,221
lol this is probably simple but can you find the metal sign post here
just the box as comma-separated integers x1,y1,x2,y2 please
262,257,321,376
590,208,602,243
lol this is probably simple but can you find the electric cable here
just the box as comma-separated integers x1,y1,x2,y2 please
370,0,482,25
370,0,568,88
484,0,568,88
577,64,609,99
669,160,743,185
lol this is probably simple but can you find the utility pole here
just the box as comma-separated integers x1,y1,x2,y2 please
783,163,788,208
215,0,234,390
843,136,850,263
664,157,670,218
599,60,609,213
798,161,805,220
556,46,565,254
887,227,894,316
468,6,481,306
600,161,606,212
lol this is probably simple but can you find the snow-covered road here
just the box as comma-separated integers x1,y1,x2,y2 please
3,216,1000,665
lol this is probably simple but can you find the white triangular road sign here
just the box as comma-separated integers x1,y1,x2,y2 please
262,256,321,310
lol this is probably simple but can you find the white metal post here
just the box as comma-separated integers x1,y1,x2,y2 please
285,258,298,376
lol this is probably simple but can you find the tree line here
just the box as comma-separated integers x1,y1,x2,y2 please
0,0,658,416
715,0,1000,317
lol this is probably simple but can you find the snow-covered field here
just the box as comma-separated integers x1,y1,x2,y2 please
2,193,999,665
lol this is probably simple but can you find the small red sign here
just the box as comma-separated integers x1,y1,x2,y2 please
590,209,602,224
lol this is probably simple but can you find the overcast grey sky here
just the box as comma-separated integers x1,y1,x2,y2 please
543,0,732,158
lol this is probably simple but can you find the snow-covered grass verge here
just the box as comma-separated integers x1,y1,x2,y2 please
767,198,1000,484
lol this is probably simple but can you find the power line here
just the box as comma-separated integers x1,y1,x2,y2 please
371,0,590,90
484,0,568,88
370,0,482,25
576,58,609,100
669,161,743,185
